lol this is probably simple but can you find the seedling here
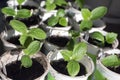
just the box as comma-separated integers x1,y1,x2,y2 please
60,42,87,77
2,0,32,19
45,0,67,11
47,9,68,27
9,20,46,68
89,31,117,47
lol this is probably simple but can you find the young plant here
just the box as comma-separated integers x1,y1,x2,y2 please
9,20,46,68
47,9,68,27
2,0,32,19
45,0,67,11
60,42,87,77
89,31,118,47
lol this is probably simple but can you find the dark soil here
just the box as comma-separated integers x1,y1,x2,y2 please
51,59,86,76
17,5,37,10
107,66,120,74
88,36,112,48
7,35,20,45
47,36,70,47
4,59,44,80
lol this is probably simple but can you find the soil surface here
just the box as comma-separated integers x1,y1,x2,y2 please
51,59,86,76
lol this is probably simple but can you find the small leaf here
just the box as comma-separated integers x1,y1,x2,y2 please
16,9,31,18
59,17,68,27
28,28,46,40
19,35,28,46
17,0,25,5
23,41,41,55
101,55,120,67
61,50,73,61
2,7,16,16
105,32,117,44
46,3,56,11
75,0,84,9
21,55,32,68
90,31,105,46
72,42,87,61
67,38,75,51
47,16,59,26
54,0,67,6
10,20,27,33
81,8,91,20
67,60,80,77
57,9,65,17
80,20,93,32
91,6,107,20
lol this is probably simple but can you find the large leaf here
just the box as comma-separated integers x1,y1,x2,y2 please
67,60,80,77
59,17,68,27
81,8,91,20
101,55,120,67
10,20,27,33
47,16,59,26
57,9,65,17
105,32,117,44
23,41,41,55
28,28,46,40
17,0,25,5
80,20,93,32
54,0,67,6
16,9,31,18
90,31,105,46
2,7,16,16
91,6,107,20
21,55,32,68
61,50,73,61
72,42,87,61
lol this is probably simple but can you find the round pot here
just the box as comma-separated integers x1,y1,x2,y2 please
0,30,21,51
85,28,119,55
0,50,49,80
47,50,94,80
97,49,120,80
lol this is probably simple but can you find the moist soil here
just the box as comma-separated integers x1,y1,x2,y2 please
107,66,120,74
47,36,70,47
88,36,112,48
4,59,44,80
51,59,86,76
7,35,20,45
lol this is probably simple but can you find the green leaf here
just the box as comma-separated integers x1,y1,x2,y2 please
67,38,75,51
91,6,107,20
57,9,65,17
21,55,32,68
17,0,25,5
54,0,67,6
28,28,46,40
59,17,68,27
72,42,87,61
19,35,28,46
90,31,105,46
81,8,91,20
48,16,59,26
9,20,27,33
46,3,56,11
67,60,80,77
101,55,120,67
2,7,16,16
61,50,73,61
23,41,41,55
105,32,117,44
75,0,84,9
80,20,93,32
16,9,31,18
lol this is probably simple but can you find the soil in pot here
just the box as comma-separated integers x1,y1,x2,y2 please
3,58,44,80
7,35,20,45
107,66,120,74
46,36,70,47
50,59,86,76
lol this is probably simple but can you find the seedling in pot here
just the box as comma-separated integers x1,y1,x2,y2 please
9,20,46,68
47,9,68,27
89,31,117,48
79,6,107,41
45,0,67,11
60,42,87,77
